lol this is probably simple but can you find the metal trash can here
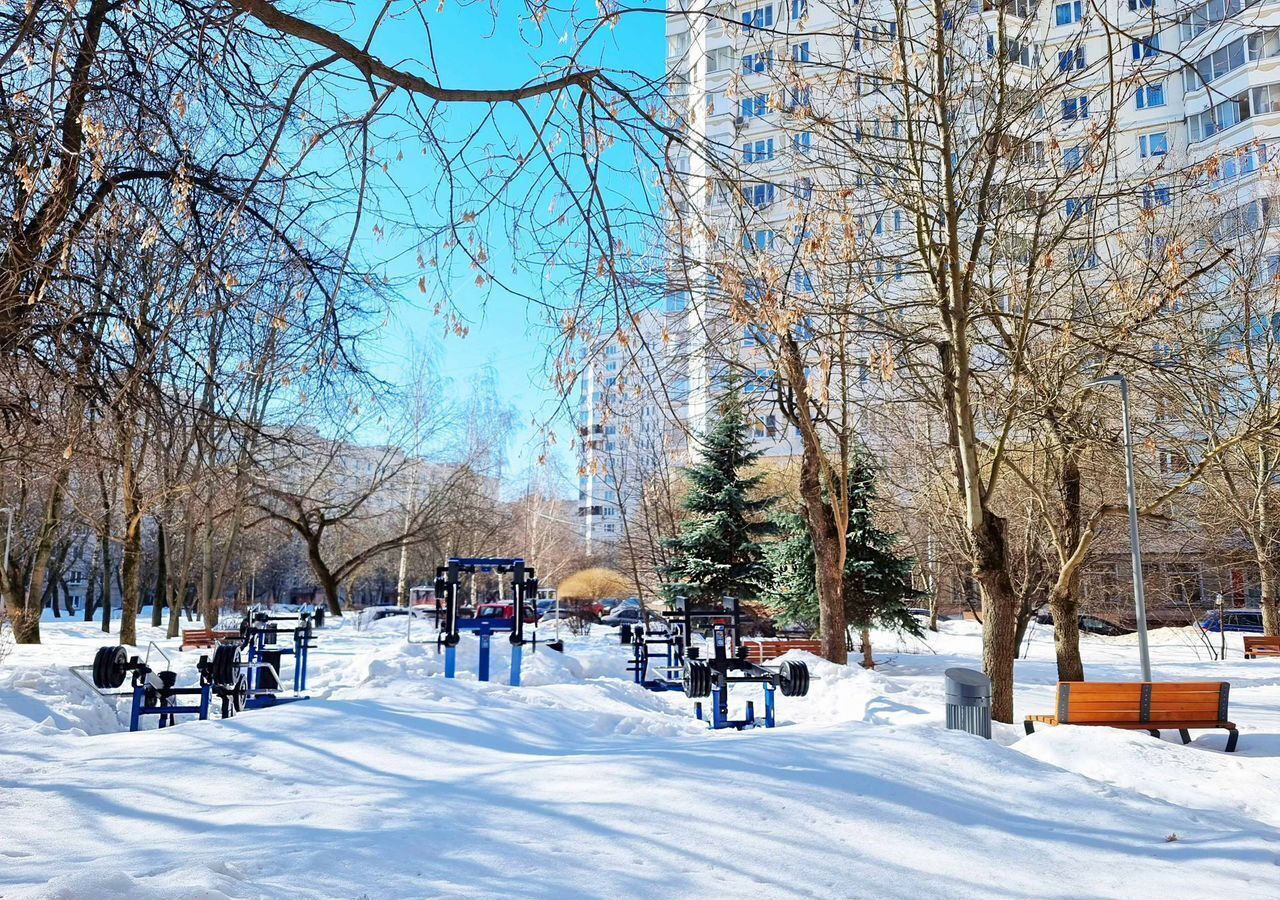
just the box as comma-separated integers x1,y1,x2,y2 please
944,667,992,739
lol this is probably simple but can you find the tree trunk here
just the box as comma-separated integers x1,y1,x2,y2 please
1048,448,1086,681
797,436,848,664
15,468,71,644
974,513,1019,723
306,538,343,616
199,499,219,628
119,449,143,647
97,473,113,634
860,628,874,668
152,518,167,628
1048,579,1085,682
1258,551,1279,636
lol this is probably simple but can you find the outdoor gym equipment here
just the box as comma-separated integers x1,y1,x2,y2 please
434,557,538,685
676,597,811,730
624,620,687,692
234,606,316,709
76,643,244,732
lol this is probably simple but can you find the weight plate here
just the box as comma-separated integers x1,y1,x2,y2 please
779,660,811,698
211,643,239,686
92,645,128,689
683,661,711,698
232,675,247,713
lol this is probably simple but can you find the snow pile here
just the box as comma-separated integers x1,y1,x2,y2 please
2,617,1280,897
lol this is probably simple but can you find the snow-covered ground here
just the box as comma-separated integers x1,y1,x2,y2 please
3,613,1280,898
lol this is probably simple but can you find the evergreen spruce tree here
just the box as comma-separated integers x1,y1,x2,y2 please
661,388,774,605
768,449,923,651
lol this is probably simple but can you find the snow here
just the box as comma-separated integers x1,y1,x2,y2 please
3,615,1280,898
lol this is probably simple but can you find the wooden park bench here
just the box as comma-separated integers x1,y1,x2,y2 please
1024,681,1238,752
740,639,824,664
179,628,241,651
1244,636,1280,659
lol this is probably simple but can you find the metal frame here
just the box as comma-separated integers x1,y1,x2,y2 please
240,607,315,708
434,557,538,686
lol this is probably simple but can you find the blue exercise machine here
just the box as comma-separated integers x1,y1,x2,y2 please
673,598,811,730
78,643,241,732
435,557,538,686
234,607,316,709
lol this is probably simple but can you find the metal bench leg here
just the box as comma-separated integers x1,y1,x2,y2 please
1147,730,1160,738
1225,730,1239,753
1023,720,1035,736
1178,729,1191,745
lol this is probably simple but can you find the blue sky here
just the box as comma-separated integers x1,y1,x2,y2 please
352,2,666,480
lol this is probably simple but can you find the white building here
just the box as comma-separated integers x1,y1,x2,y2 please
576,304,690,548
663,0,1280,450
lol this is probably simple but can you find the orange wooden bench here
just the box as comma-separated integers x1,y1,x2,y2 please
1024,681,1238,752
740,639,823,664
180,629,241,650
1244,636,1280,659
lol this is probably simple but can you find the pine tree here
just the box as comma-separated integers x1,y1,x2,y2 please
768,450,922,645
661,388,774,605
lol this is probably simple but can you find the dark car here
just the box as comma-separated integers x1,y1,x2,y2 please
1201,608,1264,633
1036,611,1132,636
601,606,643,627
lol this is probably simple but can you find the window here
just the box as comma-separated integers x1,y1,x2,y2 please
603,523,616,533
1059,47,1086,72
989,35,1037,67
1187,89,1254,142
791,0,807,20
792,41,810,63
792,131,812,154
743,229,777,251
742,138,775,162
745,183,776,207
1069,245,1100,269
1139,131,1168,158
1128,0,1153,8
893,209,903,230
1131,35,1160,60
1135,82,1165,108
1143,184,1172,207
786,86,812,109
794,272,814,292
1062,95,1089,121
1055,0,1083,25
742,51,773,74
742,5,774,30
1063,146,1084,171
1065,197,1092,219
740,95,768,119
705,47,734,74
1181,0,1249,41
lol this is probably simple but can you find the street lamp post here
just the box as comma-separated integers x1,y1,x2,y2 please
1215,593,1226,661
1086,373,1153,682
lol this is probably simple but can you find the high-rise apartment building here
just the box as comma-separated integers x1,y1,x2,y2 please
664,0,1280,444
576,304,690,550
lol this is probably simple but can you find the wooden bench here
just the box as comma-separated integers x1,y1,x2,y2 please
740,639,823,664
180,629,241,651
1024,681,1238,752
1244,636,1280,659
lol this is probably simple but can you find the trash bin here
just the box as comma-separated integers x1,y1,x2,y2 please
944,667,992,739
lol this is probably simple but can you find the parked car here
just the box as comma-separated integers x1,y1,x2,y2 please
600,606,643,627
474,602,538,624
1200,608,1264,633
538,608,583,627
1035,611,1132,636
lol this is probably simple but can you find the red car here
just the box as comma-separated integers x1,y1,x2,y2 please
475,602,538,624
